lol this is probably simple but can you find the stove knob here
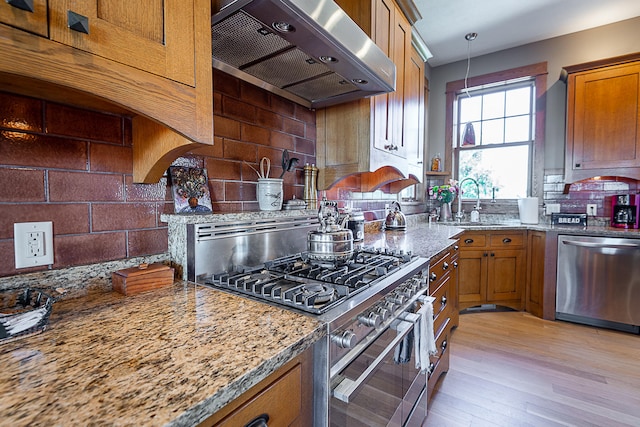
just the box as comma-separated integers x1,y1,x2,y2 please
376,307,389,321
358,312,381,328
388,294,406,306
383,300,396,312
331,330,357,349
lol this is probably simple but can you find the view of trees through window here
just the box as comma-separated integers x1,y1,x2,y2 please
455,80,534,200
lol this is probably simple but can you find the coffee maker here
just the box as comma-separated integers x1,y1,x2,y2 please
611,194,640,228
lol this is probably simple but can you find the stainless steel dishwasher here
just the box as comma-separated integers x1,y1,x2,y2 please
556,235,640,333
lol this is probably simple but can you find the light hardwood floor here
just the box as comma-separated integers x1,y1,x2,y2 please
426,311,640,427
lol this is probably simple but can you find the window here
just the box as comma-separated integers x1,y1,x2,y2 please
445,63,547,201
456,80,534,199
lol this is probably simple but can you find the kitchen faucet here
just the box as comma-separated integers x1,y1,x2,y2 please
457,177,481,222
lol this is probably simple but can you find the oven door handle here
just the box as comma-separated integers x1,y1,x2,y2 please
332,319,414,403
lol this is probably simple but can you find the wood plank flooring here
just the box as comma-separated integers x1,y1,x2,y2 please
425,311,640,427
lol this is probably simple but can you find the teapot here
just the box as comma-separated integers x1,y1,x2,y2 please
384,201,407,231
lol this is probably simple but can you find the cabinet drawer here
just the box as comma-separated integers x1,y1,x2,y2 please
214,363,302,427
428,317,450,376
489,232,525,248
460,233,486,248
429,250,452,287
0,0,48,37
431,275,451,330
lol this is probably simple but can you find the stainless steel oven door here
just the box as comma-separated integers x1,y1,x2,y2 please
330,317,427,427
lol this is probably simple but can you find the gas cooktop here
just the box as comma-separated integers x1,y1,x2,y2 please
203,248,415,314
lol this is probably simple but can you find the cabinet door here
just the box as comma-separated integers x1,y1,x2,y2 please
568,62,640,175
0,0,48,36
49,0,195,86
486,249,525,304
458,249,487,308
405,47,425,173
526,231,545,318
372,0,410,160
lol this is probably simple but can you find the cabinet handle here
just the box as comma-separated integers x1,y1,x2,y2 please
7,0,34,12
384,143,398,151
483,252,488,257
490,253,495,257
454,245,459,251
441,339,448,351
442,262,449,270
502,238,512,243
245,414,269,427
68,10,90,34
453,261,458,268
441,296,447,306
464,238,474,244
575,163,581,168
429,272,437,282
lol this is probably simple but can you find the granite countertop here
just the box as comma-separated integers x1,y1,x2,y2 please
0,282,325,427
364,222,464,259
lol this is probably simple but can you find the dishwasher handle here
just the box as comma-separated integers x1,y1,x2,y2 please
562,240,640,252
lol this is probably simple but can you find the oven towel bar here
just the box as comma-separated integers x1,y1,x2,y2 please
415,295,437,372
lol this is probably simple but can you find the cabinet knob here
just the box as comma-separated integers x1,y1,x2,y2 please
575,163,581,168
490,253,495,257
483,252,488,257
7,0,34,12
68,10,90,34
429,272,437,282
442,262,449,270
453,261,458,268
502,238,512,243
464,238,474,244
245,414,269,427
441,339,448,351
454,245,459,251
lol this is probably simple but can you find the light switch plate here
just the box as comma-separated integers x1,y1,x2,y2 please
545,203,561,215
14,221,54,268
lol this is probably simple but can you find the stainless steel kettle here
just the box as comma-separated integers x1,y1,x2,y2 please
385,201,407,231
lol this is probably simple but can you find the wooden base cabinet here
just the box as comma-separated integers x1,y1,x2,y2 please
427,241,458,402
526,231,546,318
199,348,313,427
458,231,526,311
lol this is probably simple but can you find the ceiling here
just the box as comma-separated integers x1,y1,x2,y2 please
413,0,640,67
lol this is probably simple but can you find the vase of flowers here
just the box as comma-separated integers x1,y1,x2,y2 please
428,179,459,221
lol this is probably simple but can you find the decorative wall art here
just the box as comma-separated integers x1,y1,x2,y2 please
169,166,212,214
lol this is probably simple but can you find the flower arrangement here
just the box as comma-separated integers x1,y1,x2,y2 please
428,179,459,204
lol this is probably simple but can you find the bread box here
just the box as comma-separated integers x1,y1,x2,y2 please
112,263,174,296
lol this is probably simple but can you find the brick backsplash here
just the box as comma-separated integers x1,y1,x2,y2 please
543,171,639,222
0,69,317,277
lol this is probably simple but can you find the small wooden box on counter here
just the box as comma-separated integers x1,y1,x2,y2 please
112,263,174,296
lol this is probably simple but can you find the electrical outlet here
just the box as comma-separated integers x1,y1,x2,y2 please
586,204,597,216
14,221,54,269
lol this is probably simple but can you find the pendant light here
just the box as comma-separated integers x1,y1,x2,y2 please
462,32,478,146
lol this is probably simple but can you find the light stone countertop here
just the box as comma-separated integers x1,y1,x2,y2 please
0,282,325,427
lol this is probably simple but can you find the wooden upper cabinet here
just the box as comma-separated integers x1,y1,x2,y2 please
0,0,48,37
0,0,213,183
316,0,421,190
404,46,425,175
564,55,640,182
49,0,195,86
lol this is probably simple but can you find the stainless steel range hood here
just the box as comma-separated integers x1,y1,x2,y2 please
212,0,396,109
